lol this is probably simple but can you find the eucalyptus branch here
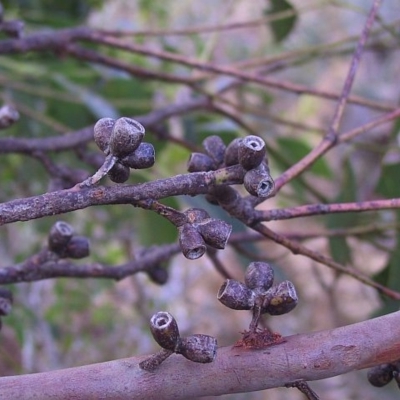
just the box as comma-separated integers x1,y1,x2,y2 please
0,311,399,399
0,165,245,225
65,44,196,85
0,27,394,112
209,189,400,299
0,96,209,154
0,243,179,285
84,32,393,112
254,198,400,222
271,0,382,196
253,223,400,300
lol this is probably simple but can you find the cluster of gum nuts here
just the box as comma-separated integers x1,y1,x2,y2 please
93,117,155,183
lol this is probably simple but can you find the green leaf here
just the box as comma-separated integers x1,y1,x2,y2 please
276,137,332,178
376,163,400,198
265,0,298,43
135,198,180,246
326,160,357,264
373,230,400,314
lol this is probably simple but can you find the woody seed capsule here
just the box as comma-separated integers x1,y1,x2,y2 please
244,262,274,292
238,135,266,171
243,162,274,197
149,311,180,351
108,162,130,183
217,279,255,310
224,138,242,166
48,221,74,254
264,280,298,315
196,218,232,249
202,135,226,166
367,364,395,387
177,334,217,363
187,152,216,172
178,223,206,260
63,236,90,259
121,142,155,169
93,118,115,153
109,117,145,158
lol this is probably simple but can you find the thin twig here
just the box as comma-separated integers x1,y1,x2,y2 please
253,223,400,300
272,0,383,195
0,244,180,284
255,198,400,222
285,380,320,400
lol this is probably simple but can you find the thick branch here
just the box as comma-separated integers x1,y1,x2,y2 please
0,166,245,225
1,311,399,399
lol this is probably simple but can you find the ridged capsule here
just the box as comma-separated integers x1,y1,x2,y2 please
93,118,115,153
121,142,155,169
196,218,232,249
264,280,298,315
108,162,130,183
48,221,74,254
217,279,255,310
244,262,274,292
177,334,217,363
202,135,226,166
109,117,145,158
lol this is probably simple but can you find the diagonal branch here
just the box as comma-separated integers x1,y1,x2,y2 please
253,223,400,300
0,310,399,399
272,0,383,195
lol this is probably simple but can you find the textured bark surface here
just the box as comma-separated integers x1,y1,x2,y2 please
1,311,399,400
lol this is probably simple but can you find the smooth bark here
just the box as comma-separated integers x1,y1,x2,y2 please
1,311,399,399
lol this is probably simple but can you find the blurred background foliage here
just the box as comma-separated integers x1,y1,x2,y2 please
0,1,400,399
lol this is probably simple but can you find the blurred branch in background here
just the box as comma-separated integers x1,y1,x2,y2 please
0,0,400,399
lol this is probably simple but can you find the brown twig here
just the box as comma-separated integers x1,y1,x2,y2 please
96,9,300,37
285,380,320,400
0,244,180,284
0,165,246,225
272,0,383,195
0,27,394,112
84,32,393,112
0,96,209,154
206,249,232,279
65,44,196,85
255,198,400,222
253,223,400,300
